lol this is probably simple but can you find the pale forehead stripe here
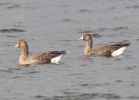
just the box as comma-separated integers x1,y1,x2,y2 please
17,43,20,47
81,35,83,39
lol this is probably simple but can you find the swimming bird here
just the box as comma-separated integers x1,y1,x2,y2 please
14,40,68,65
78,34,130,57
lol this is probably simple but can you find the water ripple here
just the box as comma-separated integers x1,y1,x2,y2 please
34,93,120,100
0,29,26,33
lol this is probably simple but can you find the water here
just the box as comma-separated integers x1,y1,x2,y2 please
0,0,139,100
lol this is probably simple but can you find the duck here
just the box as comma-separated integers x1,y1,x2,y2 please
14,40,68,65
78,34,130,57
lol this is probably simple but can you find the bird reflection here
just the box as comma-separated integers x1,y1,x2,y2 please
79,56,92,62
21,64,30,68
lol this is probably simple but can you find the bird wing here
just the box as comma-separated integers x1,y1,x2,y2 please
92,44,125,56
27,51,67,64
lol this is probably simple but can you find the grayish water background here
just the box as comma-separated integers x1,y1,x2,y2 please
0,0,139,100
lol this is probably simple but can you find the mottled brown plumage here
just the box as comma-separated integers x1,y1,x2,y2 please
14,40,68,65
78,34,130,57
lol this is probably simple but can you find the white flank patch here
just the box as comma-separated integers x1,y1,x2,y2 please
112,47,127,56
51,54,64,64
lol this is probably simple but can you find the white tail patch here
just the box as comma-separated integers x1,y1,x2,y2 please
51,54,64,64
112,47,127,56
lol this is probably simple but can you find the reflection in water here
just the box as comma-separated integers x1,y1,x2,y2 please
20,63,48,68
0,0,138,100
21,64,30,68
20,63,54,68
79,55,112,62
79,56,92,62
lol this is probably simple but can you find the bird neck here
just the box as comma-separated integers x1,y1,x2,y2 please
84,39,93,55
20,47,28,61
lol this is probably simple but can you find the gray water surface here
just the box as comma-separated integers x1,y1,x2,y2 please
0,0,139,100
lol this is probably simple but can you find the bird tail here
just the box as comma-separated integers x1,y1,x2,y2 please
49,51,69,54
111,43,131,47
123,43,131,47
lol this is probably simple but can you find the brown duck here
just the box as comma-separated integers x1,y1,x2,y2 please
78,34,130,57
14,40,68,65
